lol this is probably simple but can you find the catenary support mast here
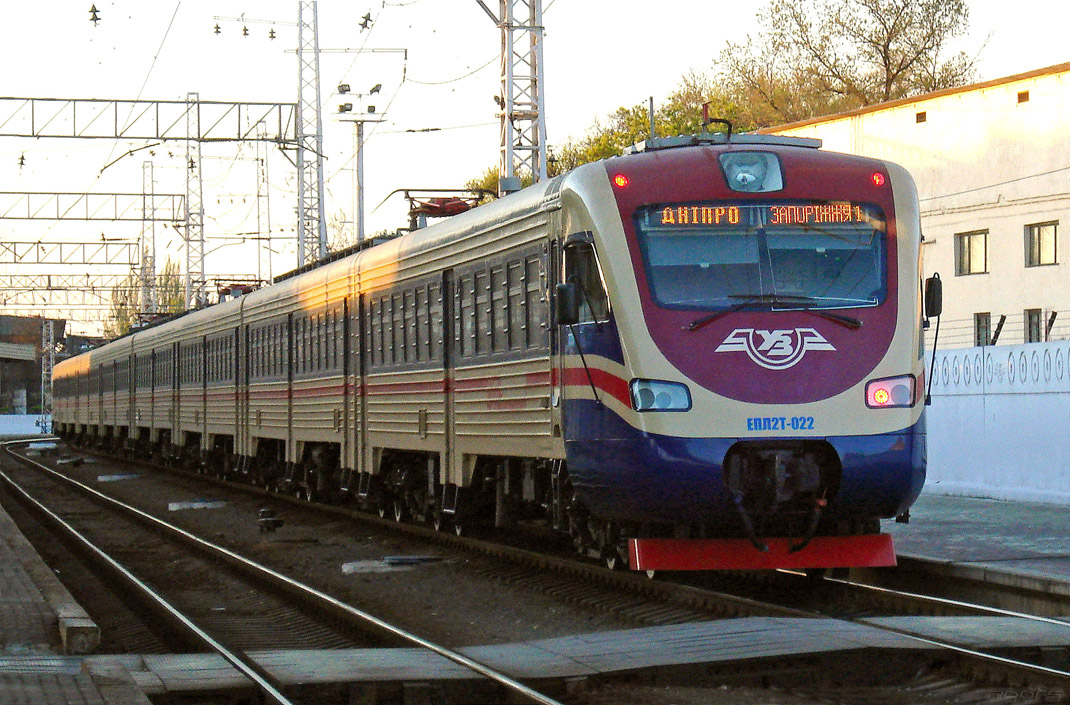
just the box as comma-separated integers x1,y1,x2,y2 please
296,0,328,266
185,92,207,308
477,0,547,194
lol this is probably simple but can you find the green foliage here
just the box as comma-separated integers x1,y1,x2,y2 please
157,259,185,315
103,273,139,339
716,0,979,125
103,258,186,339
468,0,979,182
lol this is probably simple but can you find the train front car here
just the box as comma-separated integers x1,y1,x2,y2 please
556,135,926,571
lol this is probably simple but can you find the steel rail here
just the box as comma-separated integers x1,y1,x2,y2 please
44,439,1070,691
764,572,1070,684
2,439,566,705
0,439,295,705
821,572,1070,629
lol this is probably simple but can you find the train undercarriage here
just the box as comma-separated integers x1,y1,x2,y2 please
58,422,894,572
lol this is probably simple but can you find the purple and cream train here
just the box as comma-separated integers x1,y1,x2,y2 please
54,133,937,571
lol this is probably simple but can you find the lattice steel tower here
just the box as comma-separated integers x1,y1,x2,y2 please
479,0,547,193
296,0,328,266
186,92,206,308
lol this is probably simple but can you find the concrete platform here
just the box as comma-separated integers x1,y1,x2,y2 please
0,616,1067,700
0,497,99,656
887,492,1070,600
0,487,142,705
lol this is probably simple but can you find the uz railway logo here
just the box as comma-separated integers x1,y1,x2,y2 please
715,328,836,370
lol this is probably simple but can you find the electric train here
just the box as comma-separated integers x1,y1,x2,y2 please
53,132,939,571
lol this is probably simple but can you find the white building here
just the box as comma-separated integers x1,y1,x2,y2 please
769,62,1070,350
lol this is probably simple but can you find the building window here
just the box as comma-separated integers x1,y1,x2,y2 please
1018,90,1030,104
915,111,926,123
974,313,991,347
1026,222,1057,267
955,230,987,275
1025,308,1043,343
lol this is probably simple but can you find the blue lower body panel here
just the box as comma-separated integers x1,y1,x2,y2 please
563,401,925,526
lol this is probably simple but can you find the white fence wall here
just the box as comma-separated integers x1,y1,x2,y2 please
0,415,50,437
927,340,1070,505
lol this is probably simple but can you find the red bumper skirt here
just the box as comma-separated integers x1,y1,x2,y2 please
628,533,896,571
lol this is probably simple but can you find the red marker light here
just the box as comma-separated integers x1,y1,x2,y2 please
871,172,886,187
613,174,629,188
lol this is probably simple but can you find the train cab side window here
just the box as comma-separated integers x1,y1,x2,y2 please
563,239,609,322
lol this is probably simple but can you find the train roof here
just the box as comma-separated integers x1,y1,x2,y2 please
622,132,822,155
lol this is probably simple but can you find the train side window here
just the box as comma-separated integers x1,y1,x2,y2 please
314,314,321,371
526,255,545,348
409,289,419,363
298,318,304,374
409,288,419,362
327,310,334,370
455,276,469,358
429,282,441,362
506,260,524,350
491,265,508,353
381,299,389,366
474,270,489,355
304,317,311,373
563,239,609,323
295,320,302,374
335,309,342,370
313,315,319,371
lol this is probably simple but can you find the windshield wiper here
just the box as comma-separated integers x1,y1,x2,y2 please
685,293,863,332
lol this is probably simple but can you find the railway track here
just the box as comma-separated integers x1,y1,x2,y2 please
0,439,568,705
7,438,1070,704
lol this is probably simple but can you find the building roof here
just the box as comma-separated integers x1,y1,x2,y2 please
0,342,36,362
760,62,1070,133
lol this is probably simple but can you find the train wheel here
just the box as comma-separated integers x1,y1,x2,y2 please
645,570,658,580
393,499,406,523
431,511,446,532
453,522,465,537
604,553,624,571
377,503,388,519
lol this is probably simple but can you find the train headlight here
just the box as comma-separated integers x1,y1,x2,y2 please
630,379,692,412
865,375,916,408
718,152,783,193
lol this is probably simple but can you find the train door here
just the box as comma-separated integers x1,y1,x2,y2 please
286,314,295,473
150,350,157,439
127,354,135,444
199,336,208,459
112,360,119,431
549,237,565,442
172,341,180,457
97,363,104,433
352,292,370,498
341,297,352,485
232,327,241,467
239,325,250,467
440,269,458,510
556,232,614,439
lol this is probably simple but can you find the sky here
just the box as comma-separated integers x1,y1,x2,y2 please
0,0,1064,334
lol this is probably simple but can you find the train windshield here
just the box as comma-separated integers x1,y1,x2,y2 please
633,201,887,311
